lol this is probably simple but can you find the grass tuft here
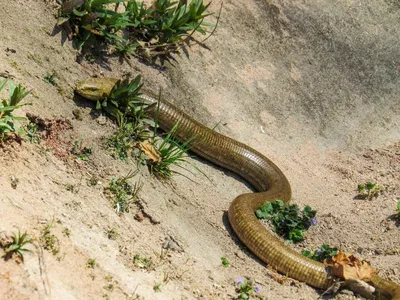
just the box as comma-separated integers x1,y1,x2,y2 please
141,122,195,179
4,230,32,262
105,170,143,213
58,0,215,63
72,140,94,161
357,181,383,200
40,221,60,256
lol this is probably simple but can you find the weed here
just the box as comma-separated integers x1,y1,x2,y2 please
100,78,200,179
40,221,60,256
256,200,316,243
302,244,338,262
65,183,79,193
386,248,400,255
153,283,162,293
106,116,152,161
88,174,99,186
0,79,31,142
153,273,170,292
97,76,149,125
105,227,119,240
104,283,114,292
235,277,261,300
105,170,143,213
72,140,93,161
62,227,71,237
133,254,155,270
357,182,383,200
221,256,229,267
4,230,32,262
141,122,195,179
101,76,153,161
43,72,57,86
24,121,41,143
59,0,214,62
87,258,97,269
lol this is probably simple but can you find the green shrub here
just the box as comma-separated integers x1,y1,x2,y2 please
59,0,214,62
256,200,316,243
302,244,338,262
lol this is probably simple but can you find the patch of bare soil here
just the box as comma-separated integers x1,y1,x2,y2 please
0,0,399,299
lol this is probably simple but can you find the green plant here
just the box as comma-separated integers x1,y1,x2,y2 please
106,115,153,161
235,278,261,300
221,256,229,267
62,227,71,237
58,0,214,62
87,258,97,268
153,273,170,292
105,170,143,213
357,182,383,200
133,254,155,270
24,121,41,143
40,221,60,256
88,174,99,186
104,283,114,292
105,227,119,240
142,121,196,179
65,183,79,193
302,244,338,262
99,78,203,180
72,140,93,160
0,79,31,142
256,200,316,243
43,72,57,86
96,76,145,126
5,230,32,262
98,77,154,163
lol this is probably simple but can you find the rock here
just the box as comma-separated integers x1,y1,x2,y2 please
72,108,83,120
0,231,14,248
97,115,107,125
134,212,144,222
162,235,183,252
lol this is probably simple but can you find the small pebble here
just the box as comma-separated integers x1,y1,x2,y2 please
97,115,107,125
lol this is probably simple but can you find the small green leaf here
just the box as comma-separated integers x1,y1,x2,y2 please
366,181,375,191
73,8,88,17
302,250,312,258
0,79,8,92
57,17,70,26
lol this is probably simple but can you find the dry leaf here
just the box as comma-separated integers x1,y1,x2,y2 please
139,141,162,163
324,250,377,282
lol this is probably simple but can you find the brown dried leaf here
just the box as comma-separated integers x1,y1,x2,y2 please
325,250,377,282
139,141,161,163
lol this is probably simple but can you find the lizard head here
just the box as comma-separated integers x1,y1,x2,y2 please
75,78,119,101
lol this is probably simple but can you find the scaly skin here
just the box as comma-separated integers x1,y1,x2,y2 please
76,78,400,299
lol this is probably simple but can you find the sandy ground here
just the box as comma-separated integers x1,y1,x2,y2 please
0,0,399,299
